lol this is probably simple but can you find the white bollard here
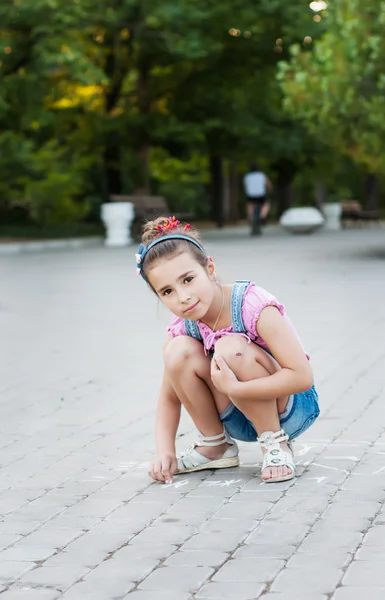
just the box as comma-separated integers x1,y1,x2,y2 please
322,202,342,230
100,202,134,247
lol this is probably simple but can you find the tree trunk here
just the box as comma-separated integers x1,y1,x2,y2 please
223,161,231,224
363,173,380,215
103,33,128,198
104,143,122,196
209,155,224,228
272,159,297,218
314,181,326,210
276,184,294,217
229,161,239,221
135,62,151,194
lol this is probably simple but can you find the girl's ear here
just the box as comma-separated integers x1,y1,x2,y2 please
207,257,216,280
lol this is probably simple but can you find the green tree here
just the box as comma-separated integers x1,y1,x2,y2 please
0,0,325,225
279,0,385,210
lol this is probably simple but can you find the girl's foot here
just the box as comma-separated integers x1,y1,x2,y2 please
259,429,295,483
176,429,239,474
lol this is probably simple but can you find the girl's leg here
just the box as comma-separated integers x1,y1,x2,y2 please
213,335,292,481
164,336,232,461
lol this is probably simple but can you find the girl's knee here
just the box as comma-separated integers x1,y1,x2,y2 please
164,336,204,373
214,335,273,377
214,336,250,370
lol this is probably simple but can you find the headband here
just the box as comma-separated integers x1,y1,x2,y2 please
135,235,206,281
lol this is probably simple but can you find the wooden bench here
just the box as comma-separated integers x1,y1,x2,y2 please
110,195,195,241
341,200,380,227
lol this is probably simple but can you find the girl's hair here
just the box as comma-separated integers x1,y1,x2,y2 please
141,216,208,279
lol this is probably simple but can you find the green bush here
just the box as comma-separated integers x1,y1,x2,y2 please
17,140,91,225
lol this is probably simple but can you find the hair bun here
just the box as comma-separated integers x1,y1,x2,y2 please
141,216,199,246
141,217,168,245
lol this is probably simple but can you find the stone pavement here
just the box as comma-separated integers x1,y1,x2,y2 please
1,225,385,600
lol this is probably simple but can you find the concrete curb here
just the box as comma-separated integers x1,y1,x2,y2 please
0,236,104,255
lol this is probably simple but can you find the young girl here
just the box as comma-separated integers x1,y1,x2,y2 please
136,216,320,484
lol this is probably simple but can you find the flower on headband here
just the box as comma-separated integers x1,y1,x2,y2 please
135,252,142,276
156,216,192,234
157,216,180,233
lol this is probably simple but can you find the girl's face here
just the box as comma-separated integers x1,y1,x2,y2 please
147,251,217,320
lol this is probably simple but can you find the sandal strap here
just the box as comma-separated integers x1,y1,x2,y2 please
197,427,233,447
262,446,295,471
259,428,288,448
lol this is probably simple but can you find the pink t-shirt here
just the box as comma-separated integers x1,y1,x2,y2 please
167,282,309,359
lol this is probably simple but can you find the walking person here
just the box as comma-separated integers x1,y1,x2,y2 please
243,163,273,235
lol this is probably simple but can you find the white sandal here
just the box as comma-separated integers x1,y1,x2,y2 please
176,428,239,474
259,429,295,483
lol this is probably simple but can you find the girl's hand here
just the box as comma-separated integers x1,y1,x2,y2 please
148,452,177,484
211,354,239,395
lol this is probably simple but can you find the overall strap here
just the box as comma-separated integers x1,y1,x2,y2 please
231,280,251,333
184,319,202,342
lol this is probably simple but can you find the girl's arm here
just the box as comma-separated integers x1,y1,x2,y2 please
155,370,181,454
228,306,314,402
155,335,181,453
149,335,181,483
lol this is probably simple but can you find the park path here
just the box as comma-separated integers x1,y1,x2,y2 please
1,226,385,599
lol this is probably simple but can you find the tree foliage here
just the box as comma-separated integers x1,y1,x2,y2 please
279,0,385,175
0,0,325,224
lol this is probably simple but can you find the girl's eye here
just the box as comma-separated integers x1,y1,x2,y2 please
184,276,193,284
162,289,172,296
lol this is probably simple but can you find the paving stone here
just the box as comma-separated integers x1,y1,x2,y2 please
361,524,385,546
287,550,352,569
0,534,22,551
334,587,385,600
201,518,258,534
0,522,41,536
17,529,83,548
355,546,385,561
261,594,328,600
270,567,342,594
213,557,284,582
245,522,310,546
0,589,61,600
299,529,363,553
18,565,90,591
0,562,35,583
195,581,265,599
165,550,229,567
43,531,133,569
0,546,56,562
61,578,136,600
233,544,296,559
122,592,191,600
139,565,213,591
86,554,160,583
214,501,272,520
342,561,385,586
131,523,197,545
181,529,246,551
